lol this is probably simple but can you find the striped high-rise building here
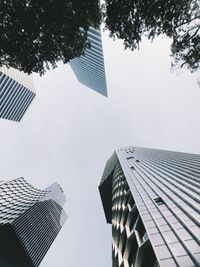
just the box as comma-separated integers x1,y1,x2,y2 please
69,27,107,97
0,177,67,267
0,66,35,122
99,147,200,267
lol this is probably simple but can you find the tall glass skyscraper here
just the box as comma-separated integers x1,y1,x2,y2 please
99,147,200,267
0,177,67,267
70,27,107,97
0,66,35,122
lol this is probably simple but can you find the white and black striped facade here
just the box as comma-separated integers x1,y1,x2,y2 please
99,147,200,267
0,177,67,267
0,67,35,122
70,27,107,97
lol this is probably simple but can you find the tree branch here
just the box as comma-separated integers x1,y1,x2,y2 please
181,61,188,67
182,25,200,38
187,26,200,42
175,16,200,29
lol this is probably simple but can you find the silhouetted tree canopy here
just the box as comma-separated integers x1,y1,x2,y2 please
0,0,101,74
104,0,200,71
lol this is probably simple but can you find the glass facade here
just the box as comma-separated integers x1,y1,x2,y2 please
99,147,200,267
0,67,35,122
0,177,67,267
69,27,107,97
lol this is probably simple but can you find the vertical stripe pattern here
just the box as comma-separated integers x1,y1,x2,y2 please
70,27,107,97
0,71,35,122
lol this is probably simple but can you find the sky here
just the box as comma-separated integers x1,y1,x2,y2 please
0,29,200,267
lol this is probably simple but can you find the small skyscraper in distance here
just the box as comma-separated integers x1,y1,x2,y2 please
69,27,108,97
99,147,200,267
0,66,35,122
0,177,67,267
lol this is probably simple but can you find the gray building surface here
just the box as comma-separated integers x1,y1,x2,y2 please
99,147,200,267
69,27,107,97
0,66,35,122
0,177,67,267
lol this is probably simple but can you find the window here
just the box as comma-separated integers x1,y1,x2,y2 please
154,197,165,206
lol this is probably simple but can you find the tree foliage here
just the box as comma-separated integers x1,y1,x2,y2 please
0,0,101,74
104,0,200,71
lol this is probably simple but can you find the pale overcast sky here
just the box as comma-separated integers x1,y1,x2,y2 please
0,29,200,267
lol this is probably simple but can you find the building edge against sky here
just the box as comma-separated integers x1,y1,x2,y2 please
0,26,107,123
69,26,108,97
0,66,35,122
0,177,67,267
99,146,200,267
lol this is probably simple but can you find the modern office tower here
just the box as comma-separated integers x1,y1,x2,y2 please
99,147,200,267
0,66,35,122
0,177,67,267
69,27,107,97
